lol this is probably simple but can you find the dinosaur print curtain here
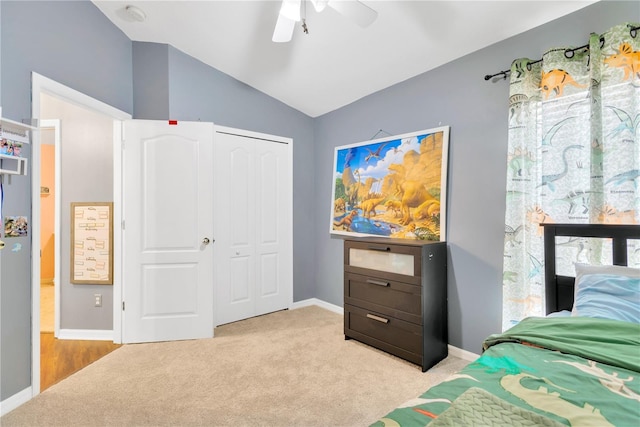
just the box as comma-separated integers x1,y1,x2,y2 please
502,22,640,329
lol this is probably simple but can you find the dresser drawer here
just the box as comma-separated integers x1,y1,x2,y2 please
345,240,423,281
344,272,421,324
344,304,422,362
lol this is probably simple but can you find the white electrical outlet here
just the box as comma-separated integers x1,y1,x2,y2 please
94,294,102,307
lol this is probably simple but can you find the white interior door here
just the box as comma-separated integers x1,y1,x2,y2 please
213,127,292,326
122,120,214,343
213,131,256,324
254,139,292,317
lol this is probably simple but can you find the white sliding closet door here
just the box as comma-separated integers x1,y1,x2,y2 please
213,127,292,326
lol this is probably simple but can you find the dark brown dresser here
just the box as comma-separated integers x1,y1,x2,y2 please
343,238,447,372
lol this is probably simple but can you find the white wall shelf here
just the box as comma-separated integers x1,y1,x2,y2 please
1,117,33,175
0,153,28,175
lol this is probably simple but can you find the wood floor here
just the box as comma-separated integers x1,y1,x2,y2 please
40,333,121,391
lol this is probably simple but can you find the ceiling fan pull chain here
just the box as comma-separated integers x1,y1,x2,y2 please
273,0,377,42
301,1,309,35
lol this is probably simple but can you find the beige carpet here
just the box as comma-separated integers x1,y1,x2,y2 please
2,305,469,426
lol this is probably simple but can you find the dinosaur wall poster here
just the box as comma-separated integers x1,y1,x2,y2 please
330,126,450,240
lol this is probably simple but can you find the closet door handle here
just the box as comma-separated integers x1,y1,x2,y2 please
368,245,390,252
366,279,389,287
366,313,389,324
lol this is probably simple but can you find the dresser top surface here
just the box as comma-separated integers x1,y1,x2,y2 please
343,236,446,247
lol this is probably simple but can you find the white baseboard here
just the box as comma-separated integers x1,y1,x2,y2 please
448,345,480,362
290,298,343,315
58,329,113,341
0,386,32,417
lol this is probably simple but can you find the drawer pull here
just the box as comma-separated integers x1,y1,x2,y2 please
366,313,389,324
366,279,389,287
368,245,391,252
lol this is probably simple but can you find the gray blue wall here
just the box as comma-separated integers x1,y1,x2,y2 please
132,41,318,303
0,1,2,104
0,143,32,402
1,0,638,406
132,42,170,120
314,0,639,353
0,0,133,401
1,0,133,121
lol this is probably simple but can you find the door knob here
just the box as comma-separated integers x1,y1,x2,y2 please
203,237,211,245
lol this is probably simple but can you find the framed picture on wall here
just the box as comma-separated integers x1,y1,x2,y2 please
330,126,450,241
70,202,114,285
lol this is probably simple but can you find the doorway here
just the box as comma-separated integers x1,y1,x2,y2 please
31,73,131,396
36,119,120,392
37,114,125,391
38,121,58,390
39,120,59,340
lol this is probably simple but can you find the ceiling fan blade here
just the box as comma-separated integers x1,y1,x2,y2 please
328,0,377,28
279,0,302,21
272,13,296,43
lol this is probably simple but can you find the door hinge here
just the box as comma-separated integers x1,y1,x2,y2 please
122,220,125,230
122,301,125,311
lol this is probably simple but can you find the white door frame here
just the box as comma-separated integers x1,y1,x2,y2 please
39,119,61,336
30,72,131,396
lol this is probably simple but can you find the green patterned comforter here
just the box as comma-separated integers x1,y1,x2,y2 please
372,317,640,427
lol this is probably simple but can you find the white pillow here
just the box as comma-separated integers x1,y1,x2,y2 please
574,263,640,287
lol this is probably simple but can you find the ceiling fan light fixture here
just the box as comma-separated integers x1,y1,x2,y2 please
272,0,377,43
279,0,302,22
310,0,329,12
124,5,146,22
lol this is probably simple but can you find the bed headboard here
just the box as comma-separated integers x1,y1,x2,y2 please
542,223,640,314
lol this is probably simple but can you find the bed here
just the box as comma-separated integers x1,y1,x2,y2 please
373,224,640,427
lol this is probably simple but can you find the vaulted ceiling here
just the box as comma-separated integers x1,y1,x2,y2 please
93,1,597,117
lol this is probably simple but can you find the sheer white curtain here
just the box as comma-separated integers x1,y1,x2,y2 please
502,23,640,330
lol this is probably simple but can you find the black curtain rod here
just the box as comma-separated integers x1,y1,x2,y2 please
484,24,640,82
484,70,509,81
484,43,590,81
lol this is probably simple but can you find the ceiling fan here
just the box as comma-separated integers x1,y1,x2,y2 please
272,0,378,43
